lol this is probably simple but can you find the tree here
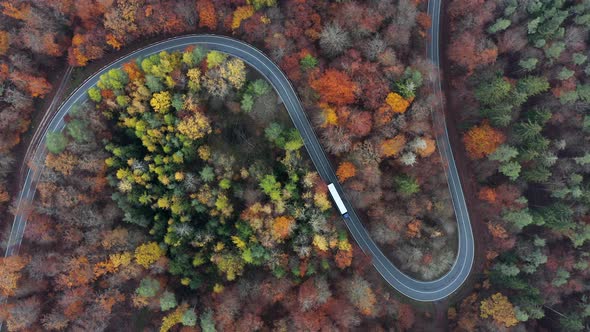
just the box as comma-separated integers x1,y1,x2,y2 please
177,112,212,140
247,0,277,10
310,69,357,106
344,275,376,316
394,175,420,196
0,30,9,55
4,296,40,331
385,92,410,113
488,144,518,162
46,131,67,154
160,291,177,311
67,119,92,143
272,216,295,241
380,135,406,157
150,91,172,113
200,309,216,332
198,0,217,30
0,255,29,296
135,242,164,268
182,309,197,326
463,121,505,159
336,162,356,182
499,161,521,181
319,23,351,57
231,6,254,30
479,293,518,327
475,77,511,106
448,33,498,73
9,71,52,98
45,152,78,176
300,54,318,71
136,277,160,297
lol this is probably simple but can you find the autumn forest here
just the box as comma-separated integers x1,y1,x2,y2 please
0,0,589,331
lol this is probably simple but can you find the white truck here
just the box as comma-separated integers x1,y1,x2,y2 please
328,183,349,218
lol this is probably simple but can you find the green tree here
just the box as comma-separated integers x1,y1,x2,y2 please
573,53,588,65
97,68,129,91
200,309,216,332
181,309,197,326
557,67,574,80
46,132,67,154
499,161,521,181
489,145,519,162
515,76,549,98
519,58,538,71
394,175,420,196
475,77,512,106
88,87,102,102
67,119,92,143
503,209,534,229
241,94,254,112
136,277,160,297
488,18,511,33
160,291,177,311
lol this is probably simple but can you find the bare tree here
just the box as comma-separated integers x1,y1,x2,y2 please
320,23,351,58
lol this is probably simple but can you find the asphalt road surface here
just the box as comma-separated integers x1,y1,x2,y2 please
6,4,473,302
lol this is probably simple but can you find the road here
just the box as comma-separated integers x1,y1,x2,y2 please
4,0,473,303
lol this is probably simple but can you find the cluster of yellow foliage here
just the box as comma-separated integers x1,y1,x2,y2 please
313,234,329,251
134,242,164,268
320,103,338,127
186,68,201,91
385,92,410,113
221,58,247,89
160,304,188,332
94,252,132,278
198,145,211,160
313,191,332,211
231,5,255,30
177,112,212,140
150,91,171,113
380,135,407,157
480,293,518,327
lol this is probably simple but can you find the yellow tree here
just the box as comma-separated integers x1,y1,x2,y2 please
186,68,201,91
135,242,164,268
480,293,518,327
231,5,255,30
150,91,171,113
177,112,212,140
385,92,410,113
221,58,247,89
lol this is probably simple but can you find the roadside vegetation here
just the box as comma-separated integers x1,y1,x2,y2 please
447,0,590,330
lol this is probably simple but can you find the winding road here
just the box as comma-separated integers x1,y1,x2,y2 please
4,0,473,304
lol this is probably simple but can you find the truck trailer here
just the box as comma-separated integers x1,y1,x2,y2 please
327,183,349,218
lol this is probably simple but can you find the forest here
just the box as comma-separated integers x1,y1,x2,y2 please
0,0,439,330
446,0,590,330
1,0,587,330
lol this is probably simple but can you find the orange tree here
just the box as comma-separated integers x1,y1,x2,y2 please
463,121,505,159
